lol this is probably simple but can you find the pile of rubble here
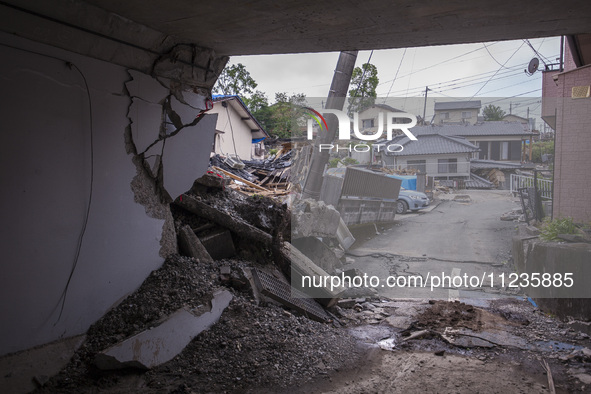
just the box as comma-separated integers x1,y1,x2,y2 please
37,255,359,393
210,148,293,197
380,167,419,176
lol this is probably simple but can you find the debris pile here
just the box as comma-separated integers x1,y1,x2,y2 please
380,167,419,176
36,255,358,393
210,150,293,197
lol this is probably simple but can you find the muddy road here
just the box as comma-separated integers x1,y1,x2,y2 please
314,190,591,393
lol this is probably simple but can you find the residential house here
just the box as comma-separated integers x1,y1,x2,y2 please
433,100,481,125
210,95,269,160
376,133,480,180
356,103,407,135
541,35,591,222
410,122,534,161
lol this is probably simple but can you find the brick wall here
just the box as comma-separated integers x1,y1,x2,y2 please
553,65,591,222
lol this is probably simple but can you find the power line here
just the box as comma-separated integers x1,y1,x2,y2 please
383,48,407,101
482,43,513,69
469,41,525,100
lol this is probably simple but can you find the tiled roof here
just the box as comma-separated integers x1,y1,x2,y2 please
470,160,525,170
383,133,479,156
410,121,533,137
465,173,494,189
434,100,481,111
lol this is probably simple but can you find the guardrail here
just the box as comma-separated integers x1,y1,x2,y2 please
510,173,553,200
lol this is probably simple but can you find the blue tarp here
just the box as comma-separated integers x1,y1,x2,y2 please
385,174,417,190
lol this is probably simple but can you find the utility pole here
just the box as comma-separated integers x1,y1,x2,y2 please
302,50,358,200
422,86,430,125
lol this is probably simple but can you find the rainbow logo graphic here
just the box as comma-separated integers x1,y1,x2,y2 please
304,107,328,132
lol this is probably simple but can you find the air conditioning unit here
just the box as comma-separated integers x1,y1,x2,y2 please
224,154,245,169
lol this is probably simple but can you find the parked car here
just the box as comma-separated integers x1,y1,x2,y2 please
396,188,430,214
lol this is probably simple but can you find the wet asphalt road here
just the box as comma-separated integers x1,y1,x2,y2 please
345,190,522,300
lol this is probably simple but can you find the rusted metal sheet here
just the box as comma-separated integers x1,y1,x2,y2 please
251,268,330,323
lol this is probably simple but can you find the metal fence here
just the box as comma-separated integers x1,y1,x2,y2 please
510,173,553,200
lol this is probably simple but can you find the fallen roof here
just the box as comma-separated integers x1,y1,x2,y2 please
434,101,482,111
383,133,480,156
465,173,495,189
411,121,533,137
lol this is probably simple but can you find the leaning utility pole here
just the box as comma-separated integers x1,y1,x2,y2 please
301,50,358,200
422,86,430,125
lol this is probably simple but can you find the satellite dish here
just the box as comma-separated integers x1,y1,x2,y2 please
525,58,539,76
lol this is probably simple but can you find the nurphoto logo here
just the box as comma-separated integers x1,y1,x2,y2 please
304,107,418,153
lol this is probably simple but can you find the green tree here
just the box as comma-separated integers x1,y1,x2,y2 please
242,90,268,113
213,63,257,96
348,63,379,114
531,140,554,163
482,104,506,121
264,93,307,139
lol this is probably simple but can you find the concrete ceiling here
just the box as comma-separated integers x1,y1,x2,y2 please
2,0,590,88
81,0,591,55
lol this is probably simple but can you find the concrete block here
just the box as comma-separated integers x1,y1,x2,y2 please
95,290,232,370
178,225,214,263
191,171,230,190
200,229,236,260
292,199,341,239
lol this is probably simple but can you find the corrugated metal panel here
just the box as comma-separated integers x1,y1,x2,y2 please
340,167,401,200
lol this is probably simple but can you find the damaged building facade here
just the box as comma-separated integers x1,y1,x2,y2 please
0,3,227,356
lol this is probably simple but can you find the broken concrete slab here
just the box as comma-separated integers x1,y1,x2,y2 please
95,289,232,370
125,70,169,104
176,194,272,245
200,228,236,260
292,199,341,239
292,236,343,274
128,98,164,153
191,171,230,190
336,217,356,251
178,225,213,263
161,114,217,199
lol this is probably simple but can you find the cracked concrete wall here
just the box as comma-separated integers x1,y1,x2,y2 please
0,32,216,356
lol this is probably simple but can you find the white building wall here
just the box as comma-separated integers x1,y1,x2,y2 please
210,102,254,160
0,32,216,355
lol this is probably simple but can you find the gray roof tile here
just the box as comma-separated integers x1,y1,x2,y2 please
410,121,533,137
384,133,479,156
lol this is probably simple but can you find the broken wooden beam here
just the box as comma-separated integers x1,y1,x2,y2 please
178,225,214,263
212,166,269,192
175,194,273,245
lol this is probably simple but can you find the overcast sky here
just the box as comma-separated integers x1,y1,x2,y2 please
227,37,560,124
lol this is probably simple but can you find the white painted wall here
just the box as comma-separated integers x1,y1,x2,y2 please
210,101,254,160
434,108,479,124
0,33,215,355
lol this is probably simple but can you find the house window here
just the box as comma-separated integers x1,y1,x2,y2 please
462,111,472,119
441,112,450,120
501,142,509,160
407,160,426,173
362,119,374,129
438,158,457,173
